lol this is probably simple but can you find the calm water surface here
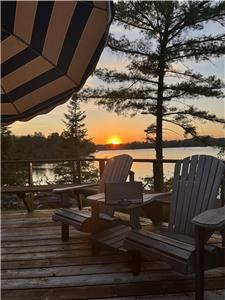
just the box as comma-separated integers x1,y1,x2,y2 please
32,147,219,184
95,147,219,180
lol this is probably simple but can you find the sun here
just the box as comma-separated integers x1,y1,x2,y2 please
106,136,122,145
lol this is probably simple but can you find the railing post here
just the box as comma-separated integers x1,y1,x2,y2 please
129,170,135,182
77,160,81,184
99,160,105,179
71,160,81,184
221,179,225,206
28,162,33,186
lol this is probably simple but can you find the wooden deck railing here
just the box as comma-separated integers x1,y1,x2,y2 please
1,157,179,191
2,157,224,213
2,157,224,201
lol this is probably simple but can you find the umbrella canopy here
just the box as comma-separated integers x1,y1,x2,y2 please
1,1,114,125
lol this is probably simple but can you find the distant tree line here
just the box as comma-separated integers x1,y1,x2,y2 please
2,129,224,160
96,136,225,151
1,129,96,161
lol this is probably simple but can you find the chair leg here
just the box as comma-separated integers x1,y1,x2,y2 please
77,193,83,210
195,226,205,300
62,222,69,241
130,251,141,275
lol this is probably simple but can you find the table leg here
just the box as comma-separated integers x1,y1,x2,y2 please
18,192,34,212
195,226,205,300
91,201,100,220
130,207,141,229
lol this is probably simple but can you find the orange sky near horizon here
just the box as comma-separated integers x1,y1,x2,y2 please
10,98,224,144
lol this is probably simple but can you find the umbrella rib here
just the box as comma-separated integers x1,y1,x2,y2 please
84,1,110,13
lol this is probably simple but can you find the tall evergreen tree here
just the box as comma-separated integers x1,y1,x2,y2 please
1,126,13,160
77,1,225,190
1,127,28,186
54,96,97,184
62,96,93,158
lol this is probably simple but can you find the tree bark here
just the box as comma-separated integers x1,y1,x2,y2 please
155,41,166,192
155,72,164,192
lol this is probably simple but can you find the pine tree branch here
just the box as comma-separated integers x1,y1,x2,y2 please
95,69,158,85
168,2,225,43
167,33,225,50
162,118,198,137
163,111,225,124
130,2,157,32
114,16,150,31
107,41,150,57
162,117,221,147
163,91,188,100
166,49,225,62
165,70,204,81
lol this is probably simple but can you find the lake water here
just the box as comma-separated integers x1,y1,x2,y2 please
32,146,220,184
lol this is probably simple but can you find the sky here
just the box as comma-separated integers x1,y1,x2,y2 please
10,10,225,144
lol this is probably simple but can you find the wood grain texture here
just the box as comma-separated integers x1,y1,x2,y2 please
1,209,224,299
168,155,225,236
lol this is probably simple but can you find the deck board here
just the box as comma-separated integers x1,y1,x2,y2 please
1,209,225,299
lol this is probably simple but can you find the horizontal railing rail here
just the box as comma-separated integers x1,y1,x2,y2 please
1,157,179,190
1,158,179,164
1,157,224,210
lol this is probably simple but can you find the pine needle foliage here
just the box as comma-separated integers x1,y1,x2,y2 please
76,1,225,190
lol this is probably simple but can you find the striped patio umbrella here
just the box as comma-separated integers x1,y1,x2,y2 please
1,1,114,125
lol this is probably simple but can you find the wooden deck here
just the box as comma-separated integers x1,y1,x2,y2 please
1,209,225,300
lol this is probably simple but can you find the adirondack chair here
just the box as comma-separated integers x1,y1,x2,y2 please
53,154,133,239
124,155,225,300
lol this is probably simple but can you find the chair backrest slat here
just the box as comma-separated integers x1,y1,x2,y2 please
98,154,133,192
178,155,199,233
184,155,206,234
168,160,182,230
171,156,191,231
169,155,225,236
98,154,133,216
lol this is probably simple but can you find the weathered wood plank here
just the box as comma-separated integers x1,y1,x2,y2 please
2,217,54,225
1,254,135,270
2,261,170,279
1,209,54,218
98,290,225,300
1,226,61,235
1,230,89,242
2,241,91,254
1,237,88,248
3,269,224,290
2,282,225,300
2,248,93,262
1,209,224,300
2,271,224,293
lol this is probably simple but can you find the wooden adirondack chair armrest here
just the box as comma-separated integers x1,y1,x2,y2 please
148,191,172,203
192,206,225,230
53,182,98,193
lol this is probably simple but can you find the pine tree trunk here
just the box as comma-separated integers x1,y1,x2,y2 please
155,55,165,192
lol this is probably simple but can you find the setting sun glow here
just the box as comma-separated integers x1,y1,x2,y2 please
106,136,122,145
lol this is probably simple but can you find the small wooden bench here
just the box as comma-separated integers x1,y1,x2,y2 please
1,184,78,212
52,208,118,241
